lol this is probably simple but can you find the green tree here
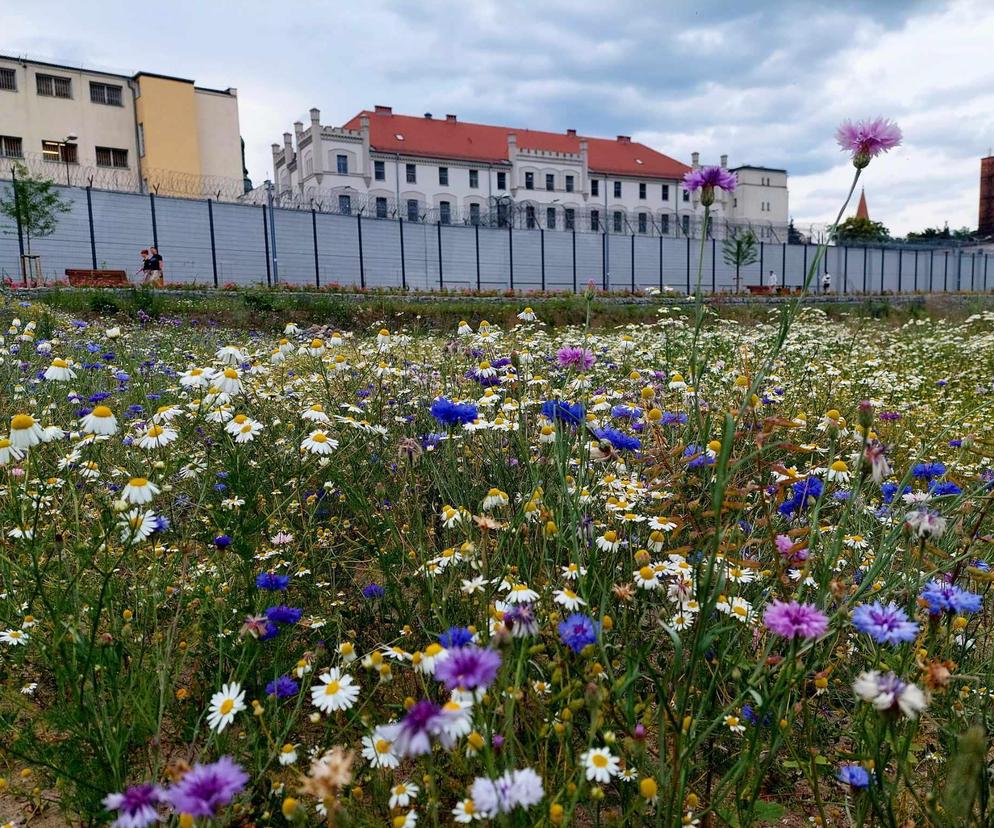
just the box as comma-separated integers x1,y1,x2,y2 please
0,163,72,255
722,228,759,292
835,216,891,243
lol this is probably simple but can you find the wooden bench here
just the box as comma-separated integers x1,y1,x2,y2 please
65,269,130,288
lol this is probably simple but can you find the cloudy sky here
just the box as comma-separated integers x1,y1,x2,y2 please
7,0,994,234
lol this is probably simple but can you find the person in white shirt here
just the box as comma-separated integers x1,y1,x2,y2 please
822,272,832,294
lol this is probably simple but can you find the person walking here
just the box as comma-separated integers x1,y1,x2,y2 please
822,272,832,294
767,269,778,290
141,246,164,286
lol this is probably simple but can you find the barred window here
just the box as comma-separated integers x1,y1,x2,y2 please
0,135,23,158
374,160,385,180
42,140,77,163
96,146,128,168
37,74,71,98
375,197,387,218
90,82,123,106
406,199,419,222
0,68,16,91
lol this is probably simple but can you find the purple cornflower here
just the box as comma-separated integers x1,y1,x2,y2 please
434,646,502,691
682,166,737,206
362,583,385,599
213,534,232,548
763,600,829,640
920,580,983,616
379,699,453,757
439,626,474,647
265,604,302,625
835,117,902,168
265,675,300,699
103,783,166,828
556,346,595,371
255,572,289,591
470,768,545,817
852,601,919,645
558,613,600,653
837,764,871,788
165,757,248,818
503,603,539,637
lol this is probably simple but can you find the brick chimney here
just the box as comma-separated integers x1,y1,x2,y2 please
566,128,577,137
980,156,994,237
691,151,700,169
720,154,728,168
374,105,392,114
617,135,631,143
446,114,457,122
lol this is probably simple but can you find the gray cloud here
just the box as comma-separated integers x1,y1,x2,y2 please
5,0,991,234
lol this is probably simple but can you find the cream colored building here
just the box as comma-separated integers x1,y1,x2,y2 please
0,55,247,198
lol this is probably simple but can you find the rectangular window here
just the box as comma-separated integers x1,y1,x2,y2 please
546,207,556,229
497,202,508,227
565,174,574,193
407,199,419,222
590,209,600,231
681,214,690,235
638,212,647,233
639,182,646,199
613,181,622,198
469,169,478,188
613,211,623,232
525,172,534,190
439,166,448,186
660,214,670,234
37,74,71,98
564,208,575,230
406,163,416,183
0,135,23,158
525,205,536,229
682,189,690,203
336,154,348,174
0,68,17,91
591,179,599,197
137,123,145,156
375,197,388,218
545,173,554,191
339,194,352,215
95,146,128,168
374,159,385,180
89,81,122,106
439,201,451,224
42,140,77,163
662,184,670,201
470,203,481,224
496,171,506,190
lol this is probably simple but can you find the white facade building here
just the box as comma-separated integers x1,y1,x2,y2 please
270,107,790,239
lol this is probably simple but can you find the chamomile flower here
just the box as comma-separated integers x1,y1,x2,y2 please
10,414,45,449
310,668,360,713
121,476,160,505
389,782,419,809
301,430,338,455
0,629,29,646
206,682,246,732
361,728,400,769
554,588,586,611
581,747,621,783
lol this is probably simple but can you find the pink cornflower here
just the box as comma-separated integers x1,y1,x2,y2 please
682,166,737,206
557,346,595,371
835,117,902,168
763,599,829,640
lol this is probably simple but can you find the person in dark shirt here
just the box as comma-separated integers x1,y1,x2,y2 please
141,246,164,285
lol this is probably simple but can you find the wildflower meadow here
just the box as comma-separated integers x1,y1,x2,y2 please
4,119,994,828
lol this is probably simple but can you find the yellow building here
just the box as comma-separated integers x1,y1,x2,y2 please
0,55,247,198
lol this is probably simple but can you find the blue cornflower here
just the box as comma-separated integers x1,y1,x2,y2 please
683,444,714,469
541,400,585,425
256,572,290,591
912,462,946,481
837,765,870,788
920,581,983,616
362,583,385,599
439,626,474,648
660,411,689,426
213,534,233,548
265,675,300,699
881,482,910,504
929,481,962,497
265,605,303,625
778,477,824,516
430,397,479,426
592,427,641,452
558,613,600,653
851,601,919,645
610,404,643,420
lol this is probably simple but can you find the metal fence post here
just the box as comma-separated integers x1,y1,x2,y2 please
759,241,764,286
207,197,218,287
437,221,443,290
631,234,636,292
601,231,607,290
85,184,97,270
474,222,481,291
843,246,848,293
880,248,885,293
897,249,903,293
913,249,918,292
862,247,868,293
540,227,546,291
658,234,663,292
711,237,716,293
10,166,25,262
508,224,514,291
262,205,272,287
685,235,691,294
929,249,934,292
268,199,279,285
149,192,159,249
944,251,949,291
398,217,407,290
802,245,808,291
985,253,990,292
572,229,577,293
357,213,365,288
311,207,320,288
781,243,786,289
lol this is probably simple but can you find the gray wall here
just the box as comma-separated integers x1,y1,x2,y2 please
1,181,991,294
